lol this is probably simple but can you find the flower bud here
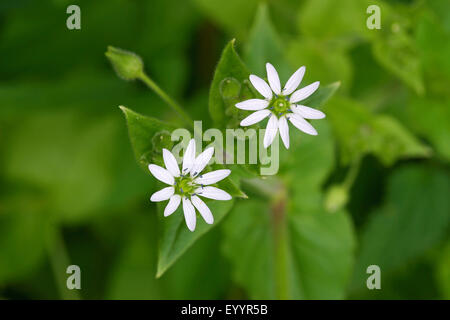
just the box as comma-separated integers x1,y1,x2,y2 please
324,185,349,213
105,46,144,81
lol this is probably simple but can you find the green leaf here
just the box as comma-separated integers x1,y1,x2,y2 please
298,0,369,41
156,199,234,277
222,200,355,299
193,0,259,36
286,39,352,92
350,165,450,293
325,96,431,165
280,120,335,212
244,3,289,79
208,40,251,128
120,106,177,168
372,33,424,95
406,98,450,161
301,81,341,108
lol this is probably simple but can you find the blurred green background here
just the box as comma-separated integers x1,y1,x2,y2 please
0,0,449,299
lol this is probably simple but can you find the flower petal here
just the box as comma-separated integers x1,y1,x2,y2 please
191,195,214,224
163,148,180,177
263,114,279,148
182,139,196,174
292,105,326,119
235,99,269,111
288,113,318,136
150,186,174,202
182,197,196,232
164,194,181,217
278,116,290,149
282,66,305,95
195,186,232,201
240,109,271,126
148,164,174,185
191,147,214,177
249,74,273,99
266,63,281,95
290,81,320,103
194,169,231,185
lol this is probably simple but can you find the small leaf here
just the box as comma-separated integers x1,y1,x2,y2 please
372,34,424,95
209,40,251,127
156,199,234,277
120,106,177,168
301,81,341,108
325,96,431,165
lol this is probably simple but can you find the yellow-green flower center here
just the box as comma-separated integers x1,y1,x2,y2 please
270,96,291,116
174,175,198,196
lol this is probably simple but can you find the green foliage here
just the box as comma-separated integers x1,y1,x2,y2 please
350,165,450,293
0,0,449,300
209,40,251,127
326,96,431,165
244,3,288,78
120,106,177,168
157,200,234,277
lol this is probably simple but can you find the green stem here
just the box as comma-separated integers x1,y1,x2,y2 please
274,218,289,299
343,156,362,190
47,227,81,300
242,177,291,299
139,72,194,129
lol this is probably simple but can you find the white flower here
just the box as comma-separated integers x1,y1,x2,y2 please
236,63,325,149
148,139,232,232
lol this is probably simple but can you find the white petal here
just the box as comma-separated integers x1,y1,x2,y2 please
191,195,214,225
235,99,269,111
150,186,174,202
195,186,232,201
164,194,181,216
278,116,290,149
292,105,326,119
182,197,196,232
148,164,174,185
162,149,180,177
266,63,281,95
288,113,318,136
263,114,279,148
282,66,305,95
182,139,196,174
240,109,271,126
249,75,273,100
194,169,231,185
191,147,214,177
290,81,320,103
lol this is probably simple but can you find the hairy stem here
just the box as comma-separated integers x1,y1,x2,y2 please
139,72,194,129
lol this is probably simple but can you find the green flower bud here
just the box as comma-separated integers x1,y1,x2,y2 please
105,46,144,81
324,185,349,213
